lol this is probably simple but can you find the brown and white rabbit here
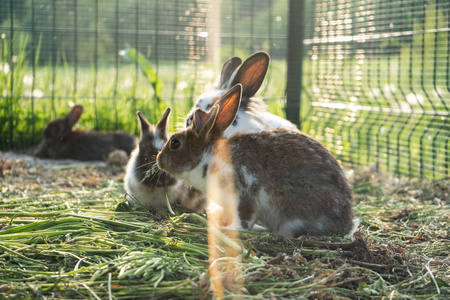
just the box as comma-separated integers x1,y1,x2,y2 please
34,105,137,161
185,51,298,136
124,109,206,213
157,84,357,237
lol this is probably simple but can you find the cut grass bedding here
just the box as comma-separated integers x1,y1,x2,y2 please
0,153,449,299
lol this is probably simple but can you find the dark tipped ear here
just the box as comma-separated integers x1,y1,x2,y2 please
212,84,242,135
156,108,171,138
230,51,269,98
192,105,219,137
219,56,242,89
137,111,152,139
66,105,83,127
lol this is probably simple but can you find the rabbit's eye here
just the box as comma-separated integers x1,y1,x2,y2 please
170,139,181,150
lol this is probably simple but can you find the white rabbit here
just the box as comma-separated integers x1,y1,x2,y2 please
185,51,298,137
157,85,357,237
124,108,206,213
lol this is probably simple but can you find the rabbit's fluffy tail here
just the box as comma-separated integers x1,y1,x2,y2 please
345,218,361,238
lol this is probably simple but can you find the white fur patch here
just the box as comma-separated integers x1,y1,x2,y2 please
250,224,268,231
195,90,224,111
261,111,298,131
240,166,256,187
178,151,211,193
223,109,298,138
346,218,361,237
255,188,271,212
124,148,139,190
315,216,327,231
124,148,185,208
223,111,267,138
187,88,298,136
153,135,166,150
124,148,183,208
185,90,224,128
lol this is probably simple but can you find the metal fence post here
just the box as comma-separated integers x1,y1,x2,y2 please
285,0,304,129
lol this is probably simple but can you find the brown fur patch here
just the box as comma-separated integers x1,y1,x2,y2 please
173,196,181,206
186,187,197,200
177,184,206,213
194,194,207,213
228,128,354,236
238,192,255,227
241,220,249,229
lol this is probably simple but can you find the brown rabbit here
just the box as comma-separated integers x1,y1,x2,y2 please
34,105,137,161
157,84,358,237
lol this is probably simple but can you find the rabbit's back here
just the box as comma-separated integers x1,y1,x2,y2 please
228,128,354,236
110,131,137,155
50,130,136,161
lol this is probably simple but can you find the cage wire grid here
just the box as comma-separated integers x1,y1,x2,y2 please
302,0,449,180
0,0,287,146
1,0,449,180
1,0,214,144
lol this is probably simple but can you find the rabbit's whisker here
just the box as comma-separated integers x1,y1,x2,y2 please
155,169,164,187
137,161,157,170
141,162,162,182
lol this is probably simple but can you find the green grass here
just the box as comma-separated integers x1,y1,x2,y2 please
0,159,449,299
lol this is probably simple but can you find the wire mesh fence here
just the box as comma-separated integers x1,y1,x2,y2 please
0,0,288,150
302,0,449,180
1,0,449,180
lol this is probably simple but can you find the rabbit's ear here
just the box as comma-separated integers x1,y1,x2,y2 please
219,56,242,89
156,107,171,138
212,84,242,135
192,85,241,138
66,105,83,128
137,111,152,139
231,52,269,98
193,106,219,137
